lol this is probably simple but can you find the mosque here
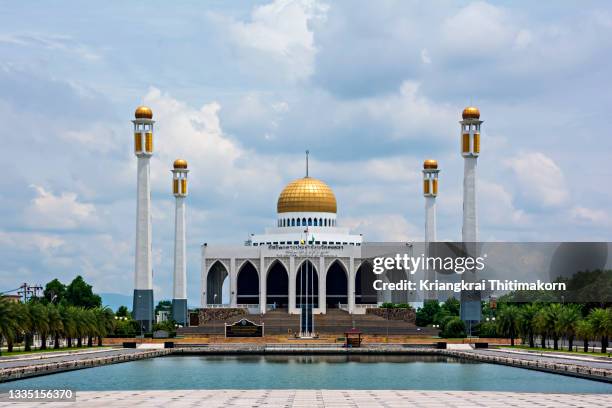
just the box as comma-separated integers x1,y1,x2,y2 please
130,105,483,331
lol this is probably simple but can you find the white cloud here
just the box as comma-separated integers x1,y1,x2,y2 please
342,214,420,241
214,0,328,81
24,185,99,229
0,32,101,61
441,2,518,55
504,152,569,207
420,48,432,64
570,206,611,226
480,180,529,226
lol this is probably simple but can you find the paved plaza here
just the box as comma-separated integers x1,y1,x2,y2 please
0,389,610,407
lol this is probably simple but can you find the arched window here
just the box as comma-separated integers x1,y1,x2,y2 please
296,218,301,226
319,218,323,226
291,218,296,227
324,219,327,226
302,217,306,226
308,218,312,226
313,218,318,226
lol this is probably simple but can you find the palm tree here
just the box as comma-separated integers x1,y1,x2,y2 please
85,309,98,347
7,302,28,352
576,319,593,352
558,304,581,351
24,302,49,351
518,304,539,348
496,306,520,346
0,297,20,356
94,307,115,346
46,304,64,349
60,305,77,348
533,308,549,348
588,308,611,353
547,303,564,350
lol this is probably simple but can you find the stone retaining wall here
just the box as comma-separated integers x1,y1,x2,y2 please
198,308,246,324
366,308,416,323
439,350,612,383
0,349,172,383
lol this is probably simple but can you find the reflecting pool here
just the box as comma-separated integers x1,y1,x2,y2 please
1,355,610,393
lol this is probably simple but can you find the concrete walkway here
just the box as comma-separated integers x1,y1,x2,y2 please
0,349,145,370
472,348,612,370
0,390,610,407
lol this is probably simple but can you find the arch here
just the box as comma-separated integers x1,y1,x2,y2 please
266,259,289,308
297,218,301,226
296,260,319,307
308,217,312,226
302,217,306,226
319,218,322,226
313,218,318,227
355,260,377,304
291,218,296,227
237,261,259,305
206,260,229,304
324,219,327,227
326,260,348,307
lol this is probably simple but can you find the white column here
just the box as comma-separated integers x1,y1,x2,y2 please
259,256,266,314
173,196,186,300
201,245,208,307
424,195,436,300
348,257,355,313
462,157,478,243
135,156,152,290
318,257,326,314
230,258,237,307
425,196,436,243
289,257,296,314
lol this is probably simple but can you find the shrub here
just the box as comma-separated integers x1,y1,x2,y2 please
441,317,466,338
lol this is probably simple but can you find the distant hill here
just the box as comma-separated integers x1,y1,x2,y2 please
99,293,132,312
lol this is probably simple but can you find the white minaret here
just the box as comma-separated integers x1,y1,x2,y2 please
459,106,482,329
423,159,439,301
171,159,189,325
132,106,155,333
460,106,481,243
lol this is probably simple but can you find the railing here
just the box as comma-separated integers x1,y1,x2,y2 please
354,304,379,309
203,304,231,308
236,304,259,308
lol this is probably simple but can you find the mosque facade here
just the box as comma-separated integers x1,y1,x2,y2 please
131,105,482,328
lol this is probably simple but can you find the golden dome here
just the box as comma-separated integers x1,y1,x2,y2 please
277,177,337,213
135,105,153,119
173,159,188,169
462,106,480,120
423,159,438,169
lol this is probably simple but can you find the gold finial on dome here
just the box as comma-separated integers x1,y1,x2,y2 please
423,159,438,169
277,177,337,213
135,105,153,119
173,159,188,169
462,106,480,120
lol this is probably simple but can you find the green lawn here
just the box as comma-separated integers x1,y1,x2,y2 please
0,345,109,357
499,345,611,358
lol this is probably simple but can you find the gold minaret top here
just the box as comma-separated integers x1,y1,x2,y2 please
462,106,480,120
135,106,153,119
423,159,438,169
173,159,188,169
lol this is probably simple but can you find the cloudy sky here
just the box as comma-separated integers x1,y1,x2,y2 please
1,0,611,304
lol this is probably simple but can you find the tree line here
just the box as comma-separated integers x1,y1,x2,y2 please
0,298,115,354
488,303,611,352
0,276,113,355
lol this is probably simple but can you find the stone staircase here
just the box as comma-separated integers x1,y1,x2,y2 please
178,308,438,336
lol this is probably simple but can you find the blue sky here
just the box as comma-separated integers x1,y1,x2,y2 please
1,0,611,305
